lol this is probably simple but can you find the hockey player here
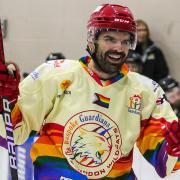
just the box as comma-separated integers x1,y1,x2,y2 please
0,4,180,180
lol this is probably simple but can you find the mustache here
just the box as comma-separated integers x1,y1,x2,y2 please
105,50,126,59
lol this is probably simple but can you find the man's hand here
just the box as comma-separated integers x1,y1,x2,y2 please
162,119,180,157
0,62,20,112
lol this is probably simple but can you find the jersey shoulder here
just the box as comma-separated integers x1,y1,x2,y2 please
127,72,161,94
20,59,80,92
29,59,80,81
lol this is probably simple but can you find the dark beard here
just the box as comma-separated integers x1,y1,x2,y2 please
93,44,126,74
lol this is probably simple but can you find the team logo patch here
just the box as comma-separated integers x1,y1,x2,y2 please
60,80,71,95
62,110,122,179
92,93,110,108
128,94,142,115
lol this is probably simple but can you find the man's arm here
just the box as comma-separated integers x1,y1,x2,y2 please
4,64,58,144
136,84,179,178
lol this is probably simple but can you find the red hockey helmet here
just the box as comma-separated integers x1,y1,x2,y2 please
87,4,137,49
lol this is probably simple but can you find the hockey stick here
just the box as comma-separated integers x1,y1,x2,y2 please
0,19,18,180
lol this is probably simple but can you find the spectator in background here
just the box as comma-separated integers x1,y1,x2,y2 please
159,76,180,118
46,52,65,62
126,51,142,73
22,52,66,80
135,19,169,82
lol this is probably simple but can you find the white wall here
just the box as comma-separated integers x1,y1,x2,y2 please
0,0,180,81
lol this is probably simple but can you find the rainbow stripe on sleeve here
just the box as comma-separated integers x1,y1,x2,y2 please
30,123,87,179
136,117,170,178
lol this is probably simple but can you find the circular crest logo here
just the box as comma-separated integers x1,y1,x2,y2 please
62,110,122,179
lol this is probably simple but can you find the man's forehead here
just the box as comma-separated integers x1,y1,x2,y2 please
99,30,130,39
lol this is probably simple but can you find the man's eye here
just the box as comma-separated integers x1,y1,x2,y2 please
122,40,130,45
122,40,131,46
104,38,116,43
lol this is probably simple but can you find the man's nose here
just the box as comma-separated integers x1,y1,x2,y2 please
113,41,123,52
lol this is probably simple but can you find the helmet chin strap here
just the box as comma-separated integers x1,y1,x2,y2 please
86,44,95,60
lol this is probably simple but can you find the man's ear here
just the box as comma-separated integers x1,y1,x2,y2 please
88,42,95,53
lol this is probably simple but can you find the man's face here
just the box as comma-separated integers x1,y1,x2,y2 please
137,24,148,43
94,31,130,74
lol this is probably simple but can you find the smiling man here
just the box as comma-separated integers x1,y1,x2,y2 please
0,4,180,180
88,31,130,80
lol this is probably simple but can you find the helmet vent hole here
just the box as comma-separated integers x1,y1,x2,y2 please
96,17,110,21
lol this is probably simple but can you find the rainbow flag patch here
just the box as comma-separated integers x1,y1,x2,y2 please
93,93,110,108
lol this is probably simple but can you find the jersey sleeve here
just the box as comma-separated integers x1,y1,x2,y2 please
136,82,179,178
0,62,61,145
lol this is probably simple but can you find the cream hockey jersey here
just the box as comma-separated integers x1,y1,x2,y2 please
0,56,179,179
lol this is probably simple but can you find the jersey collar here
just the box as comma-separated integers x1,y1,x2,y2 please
79,56,129,87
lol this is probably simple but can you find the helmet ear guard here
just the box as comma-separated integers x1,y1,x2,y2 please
87,41,95,53
129,32,137,50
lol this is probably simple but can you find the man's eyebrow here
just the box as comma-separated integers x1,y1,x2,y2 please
103,35,130,41
103,35,114,38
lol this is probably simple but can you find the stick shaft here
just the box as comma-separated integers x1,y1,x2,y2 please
0,18,19,180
